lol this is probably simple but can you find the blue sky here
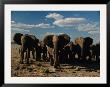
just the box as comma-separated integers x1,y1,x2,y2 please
11,11,100,44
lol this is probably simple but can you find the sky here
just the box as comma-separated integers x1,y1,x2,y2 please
11,11,100,44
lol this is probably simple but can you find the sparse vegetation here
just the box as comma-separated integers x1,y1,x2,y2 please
11,42,100,77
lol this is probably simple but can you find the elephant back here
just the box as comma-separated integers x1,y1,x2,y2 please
27,34,39,44
22,34,39,47
13,33,23,45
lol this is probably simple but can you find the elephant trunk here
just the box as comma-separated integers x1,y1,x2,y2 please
54,42,60,68
53,35,60,68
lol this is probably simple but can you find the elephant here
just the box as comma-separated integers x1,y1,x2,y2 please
91,43,100,62
13,33,39,64
73,37,93,61
39,41,48,61
63,41,81,63
62,42,75,64
43,34,70,68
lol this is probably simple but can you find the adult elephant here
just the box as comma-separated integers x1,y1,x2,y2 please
13,33,39,64
43,34,70,68
74,37,93,61
91,43,100,62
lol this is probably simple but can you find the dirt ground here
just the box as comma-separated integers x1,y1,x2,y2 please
11,43,100,77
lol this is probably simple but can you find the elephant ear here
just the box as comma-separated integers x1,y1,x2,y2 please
58,34,70,48
13,33,23,45
43,35,54,48
84,37,93,46
74,37,84,48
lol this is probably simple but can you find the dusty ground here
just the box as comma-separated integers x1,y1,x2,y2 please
11,43,100,77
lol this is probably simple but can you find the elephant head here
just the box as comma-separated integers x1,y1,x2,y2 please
43,34,70,68
13,33,23,45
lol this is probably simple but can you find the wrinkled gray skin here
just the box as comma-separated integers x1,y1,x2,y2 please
13,33,39,64
43,34,70,68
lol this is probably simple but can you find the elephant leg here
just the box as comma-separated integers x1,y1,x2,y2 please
42,52,46,61
96,55,100,63
50,55,54,66
68,54,73,64
37,48,41,61
35,48,40,61
88,52,92,61
32,49,35,59
20,49,24,64
54,53,60,68
72,52,76,60
26,48,30,64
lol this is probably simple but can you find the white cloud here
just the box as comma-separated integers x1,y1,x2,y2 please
12,28,30,32
46,13,64,20
44,32,55,36
11,21,15,24
35,23,55,28
53,18,86,27
11,21,55,29
77,22,100,35
88,30,99,34
46,13,86,27
77,22,100,44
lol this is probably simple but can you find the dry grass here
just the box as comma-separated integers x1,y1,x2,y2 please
11,43,100,77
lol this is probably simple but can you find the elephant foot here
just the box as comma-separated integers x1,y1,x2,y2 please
36,58,40,61
26,60,29,64
54,64,60,69
54,65,58,68
33,57,35,59
50,58,54,66
26,61,29,64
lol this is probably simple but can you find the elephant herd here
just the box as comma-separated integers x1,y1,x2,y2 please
13,33,100,68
